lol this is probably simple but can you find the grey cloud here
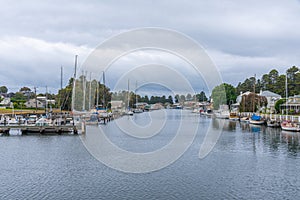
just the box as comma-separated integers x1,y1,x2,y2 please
0,0,299,92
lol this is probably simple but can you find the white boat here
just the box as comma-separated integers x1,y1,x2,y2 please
215,105,229,119
281,121,300,132
249,114,265,125
27,115,38,125
215,111,229,119
126,110,134,115
203,109,213,117
35,117,53,126
8,118,19,126
133,108,143,113
192,108,201,114
240,117,249,123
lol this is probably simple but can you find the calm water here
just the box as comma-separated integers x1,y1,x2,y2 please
1,110,300,199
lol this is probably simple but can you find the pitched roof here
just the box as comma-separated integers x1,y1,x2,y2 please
260,90,281,98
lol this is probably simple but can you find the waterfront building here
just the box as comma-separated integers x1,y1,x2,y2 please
280,95,300,114
25,99,44,108
259,90,281,113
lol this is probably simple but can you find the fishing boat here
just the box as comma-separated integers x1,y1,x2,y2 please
267,119,280,127
215,105,229,119
240,116,249,123
215,110,229,119
281,121,300,132
229,112,240,121
27,115,38,125
249,114,265,125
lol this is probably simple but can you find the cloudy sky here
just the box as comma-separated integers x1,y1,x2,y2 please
0,0,299,95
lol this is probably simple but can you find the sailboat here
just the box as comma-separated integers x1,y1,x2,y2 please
133,81,143,113
125,79,134,115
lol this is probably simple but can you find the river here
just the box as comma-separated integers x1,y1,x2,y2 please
0,109,299,199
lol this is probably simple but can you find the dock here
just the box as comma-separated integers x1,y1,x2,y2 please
0,125,78,136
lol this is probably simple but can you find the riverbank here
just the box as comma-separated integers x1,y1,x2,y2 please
0,108,69,115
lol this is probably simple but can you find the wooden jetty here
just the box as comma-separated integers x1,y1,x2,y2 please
0,125,78,135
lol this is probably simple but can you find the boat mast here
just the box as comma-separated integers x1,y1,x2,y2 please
286,71,288,119
127,79,130,110
60,66,63,112
135,81,138,108
102,71,106,109
252,74,256,113
71,55,78,111
88,72,92,111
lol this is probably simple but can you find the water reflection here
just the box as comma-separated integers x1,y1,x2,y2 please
213,118,300,156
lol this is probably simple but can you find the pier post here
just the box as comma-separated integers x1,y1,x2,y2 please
81,121,86,134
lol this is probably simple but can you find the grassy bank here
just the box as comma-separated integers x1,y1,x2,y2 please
0,108,66,115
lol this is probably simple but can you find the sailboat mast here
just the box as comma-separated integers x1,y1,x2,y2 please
71,55,78,111
82,70,87,111
127,79,130,109
103,71,106,109
60,66,63,112
135,81,138,108
88,72,92,111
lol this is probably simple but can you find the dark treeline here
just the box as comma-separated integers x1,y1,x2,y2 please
236,66,300,97
211,66,300,110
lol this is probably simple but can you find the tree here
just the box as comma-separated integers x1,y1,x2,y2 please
175,94,179,103
167,95,173,104
275,98,286,114
236,76,257,95
186,93,192,101
0,86,8,93
211,84,226,110
19,87,31,92
239,92,267,112
211,83,237,110
287,66,300,96
196,91,208,102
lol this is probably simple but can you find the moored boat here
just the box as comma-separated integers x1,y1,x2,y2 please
229,112,239,121
281,121,300,132
249,114,265,125
267,119,280,127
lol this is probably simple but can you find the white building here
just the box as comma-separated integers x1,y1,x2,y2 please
25,99,44,108
0,96,13,108
259,90,281,113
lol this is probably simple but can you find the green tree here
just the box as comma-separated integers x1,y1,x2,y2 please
212,83,237,110
287,66,300,96
167,95,173,104
239,93,267,112
196,91,208,102
275,98,286,114
211,84,226,110
0,86,8,93
19,86,31,92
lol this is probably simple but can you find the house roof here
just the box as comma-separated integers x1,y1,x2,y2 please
260,90,281,98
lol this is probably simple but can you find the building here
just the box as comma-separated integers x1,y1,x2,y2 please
0,96,13,108
280,95,300,114
25,99,44,108
259,90,281,113
110,100,124,110
236,90,281,113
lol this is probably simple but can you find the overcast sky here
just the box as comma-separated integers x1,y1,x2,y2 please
0,0,299,94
